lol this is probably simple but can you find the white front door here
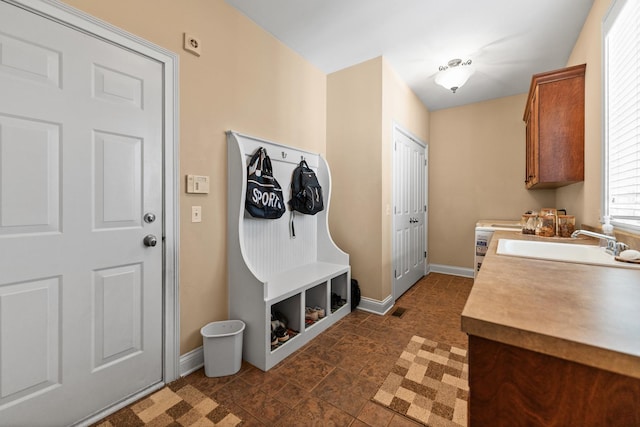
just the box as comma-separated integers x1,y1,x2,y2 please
0,2,164,425
393,126,427,300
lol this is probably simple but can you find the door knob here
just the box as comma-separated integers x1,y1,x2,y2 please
143,234,158,247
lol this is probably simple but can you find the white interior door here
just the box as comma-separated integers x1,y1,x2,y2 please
393,126,427,300
0,2,164,425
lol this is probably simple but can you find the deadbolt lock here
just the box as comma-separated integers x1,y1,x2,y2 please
144,213,156,224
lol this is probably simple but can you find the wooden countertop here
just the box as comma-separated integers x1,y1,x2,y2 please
461,230,640,379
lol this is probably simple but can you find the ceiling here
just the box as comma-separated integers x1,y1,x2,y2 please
225,0,595,111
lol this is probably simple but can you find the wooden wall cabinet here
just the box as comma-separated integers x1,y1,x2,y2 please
523,64,586,189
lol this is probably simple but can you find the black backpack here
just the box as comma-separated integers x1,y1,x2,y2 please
351,279,361,310
289,160,324,215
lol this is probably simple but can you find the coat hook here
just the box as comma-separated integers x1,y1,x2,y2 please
281,151,287,159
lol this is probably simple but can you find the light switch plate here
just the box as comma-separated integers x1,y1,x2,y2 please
186,175,210,193
191,206,202,223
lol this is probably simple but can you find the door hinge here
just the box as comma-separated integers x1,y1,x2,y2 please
424,205,427,212
394,269,397,278
424,159,427,166
424,251,427,258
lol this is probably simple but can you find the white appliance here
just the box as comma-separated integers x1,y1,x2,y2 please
475,220,521,279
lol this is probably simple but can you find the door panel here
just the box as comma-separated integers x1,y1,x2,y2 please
411,145,426,271
0,31,61,87
396,140,410,279
94,131,142,228
93,64,143,108
0,2,163,425
0,115,60,234
0,278,60,406
93,264,143,370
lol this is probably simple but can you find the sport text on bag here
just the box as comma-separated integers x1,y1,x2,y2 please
245,147,286,219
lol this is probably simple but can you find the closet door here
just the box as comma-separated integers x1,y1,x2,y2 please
393,126,427,300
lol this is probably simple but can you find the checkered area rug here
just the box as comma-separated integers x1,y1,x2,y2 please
95,384,242,427
373,336,468,427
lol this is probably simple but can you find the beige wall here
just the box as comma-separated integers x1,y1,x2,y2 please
326,58,384,300
327,57,429,301
558,0,613,228
429,95,555,268
62,0,327,354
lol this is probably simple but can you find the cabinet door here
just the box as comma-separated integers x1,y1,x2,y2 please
525,90,539,188
468,336,640,425
523,64,585,189
537,77,584,184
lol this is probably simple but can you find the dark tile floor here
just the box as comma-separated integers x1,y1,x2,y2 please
102,272,473,426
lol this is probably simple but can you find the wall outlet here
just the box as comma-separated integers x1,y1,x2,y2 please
191,206,202,223
183,33,201,56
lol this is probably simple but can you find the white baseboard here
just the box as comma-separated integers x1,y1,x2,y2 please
428,264,474,278
357,294,395,316
179,346,204,377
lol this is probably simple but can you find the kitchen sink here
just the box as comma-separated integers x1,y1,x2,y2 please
496,239,640,269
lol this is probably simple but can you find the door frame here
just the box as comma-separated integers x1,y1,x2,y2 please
391,122,428,301
5,0,181,401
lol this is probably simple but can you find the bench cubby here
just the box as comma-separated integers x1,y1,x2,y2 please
227,131,351,371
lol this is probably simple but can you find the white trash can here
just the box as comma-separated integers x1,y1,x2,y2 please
200,320,245,377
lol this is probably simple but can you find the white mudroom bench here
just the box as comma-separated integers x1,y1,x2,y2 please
226,131,351,371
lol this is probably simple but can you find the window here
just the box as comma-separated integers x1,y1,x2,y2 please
603,0,640,231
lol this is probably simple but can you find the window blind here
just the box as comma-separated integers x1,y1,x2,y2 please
605,0,640,228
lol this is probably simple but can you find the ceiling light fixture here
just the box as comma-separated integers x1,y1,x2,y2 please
435,59,474,93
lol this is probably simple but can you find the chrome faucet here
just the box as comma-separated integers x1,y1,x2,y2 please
570,229,629,256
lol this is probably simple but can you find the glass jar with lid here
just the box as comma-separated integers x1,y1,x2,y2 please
538,208,557,237
521,213,538,234
557,215,575,237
